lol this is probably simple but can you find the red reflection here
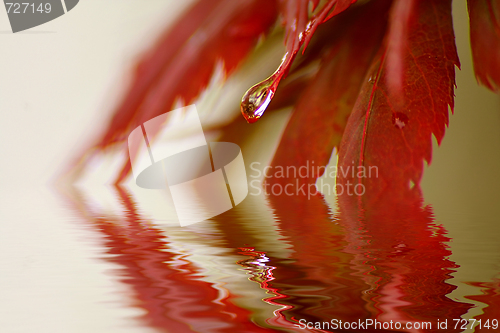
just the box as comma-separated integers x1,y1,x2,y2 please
466,280,500,332
336,183,473,330
263,193,374,328
65,186,274,333
62,180,495,333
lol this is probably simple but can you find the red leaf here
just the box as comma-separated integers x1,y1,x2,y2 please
84,0,279,183
270,0,391,186
337,0,460,203
468,0,500,92
385,0,415,97
99,0,279,148
240,0,357,123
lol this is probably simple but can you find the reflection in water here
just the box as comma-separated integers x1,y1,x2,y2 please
63,185,498,333
465,280,500,332
336,187,473,330
68,187,273,333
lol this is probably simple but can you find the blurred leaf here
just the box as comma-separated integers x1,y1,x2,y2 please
468,0,500,92
270,0,391,185
99,0,279,148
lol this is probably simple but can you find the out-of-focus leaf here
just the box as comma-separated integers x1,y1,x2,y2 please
89,0,279,183
99,0,279,148
385,0,415,97
270,0,392,186
467,0,500,92
337,0,460,203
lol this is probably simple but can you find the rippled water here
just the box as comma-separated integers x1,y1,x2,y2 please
9,183,488,333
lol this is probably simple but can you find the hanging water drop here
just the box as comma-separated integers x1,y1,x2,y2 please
241,50,293,123
241,75,277,123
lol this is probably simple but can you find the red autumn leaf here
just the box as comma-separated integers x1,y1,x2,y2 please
88,0,279,183
270,0,391,186
385,0,414,96
71,0,500,194
467,0,500,92
337,0,460,203
98,0,279,149
240,0,357,123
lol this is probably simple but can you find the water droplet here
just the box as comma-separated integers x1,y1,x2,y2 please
392,112,408,129
368,76,374,84
241,76,276,123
